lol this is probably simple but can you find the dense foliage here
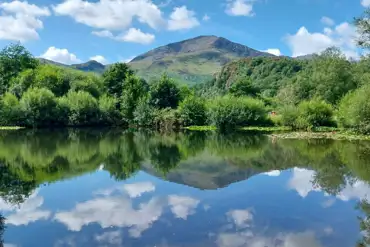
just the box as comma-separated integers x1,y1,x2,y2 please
0,7,370,131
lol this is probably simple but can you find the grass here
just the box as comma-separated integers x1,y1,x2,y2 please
184,126,217,131
269,130,370,141
0,126,25,130
240,126,291,131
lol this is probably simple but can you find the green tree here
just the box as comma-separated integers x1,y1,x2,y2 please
0,92,22,126
102,63,134,98
64,91,99,126
133,97,155,126
20,88,58,127
208,96,268,131
0,43,38,94
229,78,259,97
99,94,123,125
150,74,181,109
121,75,148,122
355,8,370,49
178,96,207,126
295,99,335,129
337,84,370,134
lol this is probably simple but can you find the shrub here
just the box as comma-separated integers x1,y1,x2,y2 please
133,97,155,126
207,96,268,131
178,96,207,126
279,105,299,127
0,92,22,126
153,108,181,131
150,74,181,109
64,91,99,126
337,84,370,134
70,76,104,98
99,94,123,125
295,99,335,129
20,88,57,127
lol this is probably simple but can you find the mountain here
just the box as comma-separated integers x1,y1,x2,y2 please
38,58,69,68
129,35,274,84
71,60,106,73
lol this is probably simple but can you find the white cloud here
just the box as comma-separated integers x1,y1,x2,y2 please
122,56,136,63
226,0,254,17
55,195,164,237
123,182,155,198
53,0,165,31
95,230,123,246
117,28,155,44
362,0,370,7
227,209,253,228
92,30,114,38
288,168,320,198
321,16,335,26
90,55,108,64
168,6,200,31
263,49,282,56
203,14,210,21
40,47,82,64
285,22,359,59
0,1,50,42
0,190,51,226
168,195,199,219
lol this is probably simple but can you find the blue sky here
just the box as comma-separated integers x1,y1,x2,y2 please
0,0,366,64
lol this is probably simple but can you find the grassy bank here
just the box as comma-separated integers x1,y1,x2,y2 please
0,126,25,130
269,131,370,141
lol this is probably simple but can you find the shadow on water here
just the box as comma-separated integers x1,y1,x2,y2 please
1,128,370,245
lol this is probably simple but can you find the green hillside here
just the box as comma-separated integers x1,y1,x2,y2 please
129,35,274,85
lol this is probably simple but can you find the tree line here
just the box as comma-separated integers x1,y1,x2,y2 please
1,10,370,132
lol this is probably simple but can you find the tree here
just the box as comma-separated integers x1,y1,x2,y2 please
150,74,181,109
355,8,370,49
121,75,148,122
99,94,123,125
229,77,259,97
294,99,335,129
64,91,99,126
20,88,58,127
178,96,207,126
102,63,134,98
0,43,38,94
0,92,22,126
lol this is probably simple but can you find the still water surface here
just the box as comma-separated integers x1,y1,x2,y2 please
1,129,370,247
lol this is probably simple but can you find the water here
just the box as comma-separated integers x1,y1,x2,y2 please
0,129,370,247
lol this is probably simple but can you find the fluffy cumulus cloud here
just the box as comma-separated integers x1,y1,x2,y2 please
362,0,370,7
90,55,108,64
0,190,51,226
40,47,82,64
92,30,114,38
123,182,156,198
263,170,281,176
285,22,359,59
53,0,165,31
225,0,254,17
168,195,199,219
168,6,200,31
117,28,155,44
0,1,50,42
263,49,282,56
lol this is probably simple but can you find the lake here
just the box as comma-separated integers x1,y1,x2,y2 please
0,129,370,247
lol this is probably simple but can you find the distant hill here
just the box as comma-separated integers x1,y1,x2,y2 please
71,60,106,73
129,35,274,85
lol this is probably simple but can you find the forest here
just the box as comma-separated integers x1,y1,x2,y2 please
0,11,370,132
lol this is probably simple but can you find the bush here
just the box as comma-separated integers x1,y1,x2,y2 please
99,94,123,126
153,108,181,131
133,97,155,126
0,93,22,126
150,74,181,109
64,91,99,126
70,76,104,98
178,96,207,126
20,88,57,127
295,99,335,129
279,105,299,127
337,84,370,134
207,96,268,131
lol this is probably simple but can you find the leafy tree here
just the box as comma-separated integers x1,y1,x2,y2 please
121,75,148,122
20,88,58,127
208,96,268,131
150,74,181,109
0,43,38,94
133,96,155,126
0,92,22,126
294,99,335,129
102,63,134,98
337,84,370,134
229,77,259,97
355,8,370,49
99,94,123,125
178,96,207,126
64,91,99,126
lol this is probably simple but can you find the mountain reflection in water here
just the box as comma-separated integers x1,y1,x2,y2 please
0,129,369,246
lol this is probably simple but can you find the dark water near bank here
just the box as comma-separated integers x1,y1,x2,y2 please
1,129,370,247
